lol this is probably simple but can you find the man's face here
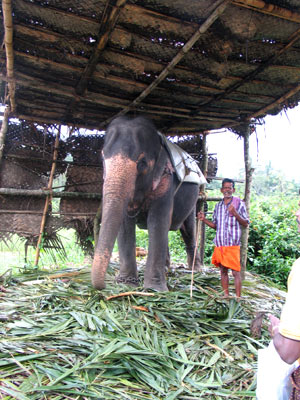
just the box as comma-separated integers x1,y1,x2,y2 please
221,182,235,198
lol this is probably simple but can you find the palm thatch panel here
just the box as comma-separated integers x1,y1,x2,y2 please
0,0,299,134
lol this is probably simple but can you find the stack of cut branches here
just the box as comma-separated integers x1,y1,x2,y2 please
0,264,285,399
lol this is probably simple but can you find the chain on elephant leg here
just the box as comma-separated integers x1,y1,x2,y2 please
115,275,140,287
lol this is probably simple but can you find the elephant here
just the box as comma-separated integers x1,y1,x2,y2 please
91,116,205,291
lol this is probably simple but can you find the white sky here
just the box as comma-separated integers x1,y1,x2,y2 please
207,105,300,182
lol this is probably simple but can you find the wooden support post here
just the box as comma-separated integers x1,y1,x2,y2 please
0,105,9,166
34,128,60,267
2,0,16,113
199,133,208,265
240,126,254,280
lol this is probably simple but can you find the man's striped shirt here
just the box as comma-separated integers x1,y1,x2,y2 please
212,197,249,247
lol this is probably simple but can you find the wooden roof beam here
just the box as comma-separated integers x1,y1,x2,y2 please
231,0,300,24
3,71,243,123
75,0,127,96
249,83,300,119
191,25,300,116
99,0,230,128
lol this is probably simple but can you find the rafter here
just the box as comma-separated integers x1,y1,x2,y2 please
99,0,230,128
64,0,127,124
75,0,127,96
249,82,300,119
190,25,300,117
231,0,300,24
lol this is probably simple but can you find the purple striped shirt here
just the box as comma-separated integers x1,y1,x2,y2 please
212,197,249,247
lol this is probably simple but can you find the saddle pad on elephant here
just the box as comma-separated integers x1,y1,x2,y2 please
159,133,207,185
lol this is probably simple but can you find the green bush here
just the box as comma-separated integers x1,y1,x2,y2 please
247,195,300,287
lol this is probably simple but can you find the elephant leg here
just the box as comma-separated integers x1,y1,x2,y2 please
144,203,171,291
180,211,201,272
166,245,171,269
116,215,139,287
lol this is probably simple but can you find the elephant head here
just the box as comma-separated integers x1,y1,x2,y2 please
91,116,168,290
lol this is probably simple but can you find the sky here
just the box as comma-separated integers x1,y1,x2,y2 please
206,105,300,182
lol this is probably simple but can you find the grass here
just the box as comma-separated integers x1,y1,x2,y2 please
0,230,86,276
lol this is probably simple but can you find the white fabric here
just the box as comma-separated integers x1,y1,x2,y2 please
256,340,298,400
159,134,207,185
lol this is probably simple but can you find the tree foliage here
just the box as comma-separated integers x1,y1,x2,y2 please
247,195,300,287
250,163,299,196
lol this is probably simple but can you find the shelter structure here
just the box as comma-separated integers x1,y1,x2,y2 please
1,0,300,133
1,0,300,271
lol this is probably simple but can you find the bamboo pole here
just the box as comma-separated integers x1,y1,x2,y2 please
34,128,60,267
231,0,300,24
0,106,10,166
240,126,254,280
100,0,230,128
2,0,16,113
250,82,300,120
0,188,102,198
199,134,208,265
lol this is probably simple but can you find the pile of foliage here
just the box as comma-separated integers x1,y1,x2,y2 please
0,264,285,399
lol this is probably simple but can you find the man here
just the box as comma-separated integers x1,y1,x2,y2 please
198,178,249,298
268,193,300,364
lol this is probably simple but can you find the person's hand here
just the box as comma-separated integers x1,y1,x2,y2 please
197,211,205,221
228,204,237,216
268,314,280,337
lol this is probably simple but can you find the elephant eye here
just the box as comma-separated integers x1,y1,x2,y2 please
137,158,148,174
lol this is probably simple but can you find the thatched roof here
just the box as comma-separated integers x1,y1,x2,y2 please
1,0,300,135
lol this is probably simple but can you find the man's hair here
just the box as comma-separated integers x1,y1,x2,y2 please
222,178,235,188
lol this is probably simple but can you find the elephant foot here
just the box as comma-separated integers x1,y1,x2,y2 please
193,263,202,272
187,255,202,272
144,281,168,292
91,275,106,290
115,275,140,287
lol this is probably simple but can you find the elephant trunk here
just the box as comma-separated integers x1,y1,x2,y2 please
91,155,137,290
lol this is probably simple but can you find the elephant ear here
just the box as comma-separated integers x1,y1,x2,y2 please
152,149,174,191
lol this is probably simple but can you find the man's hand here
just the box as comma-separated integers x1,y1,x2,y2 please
197,211,205,221
197,211,216,229
268,314,280,337
228,204,237,216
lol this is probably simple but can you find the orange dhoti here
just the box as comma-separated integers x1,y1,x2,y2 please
211,246,241,272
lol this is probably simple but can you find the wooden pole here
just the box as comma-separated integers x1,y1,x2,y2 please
240,126,254,280
34,128,60,267
2,0,16,112
232,0,300,24
0,105,10,166
0,187,102,198
100,0,229,127
199,133,208,265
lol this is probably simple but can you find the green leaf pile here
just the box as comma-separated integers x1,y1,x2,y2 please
0,263,285,399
